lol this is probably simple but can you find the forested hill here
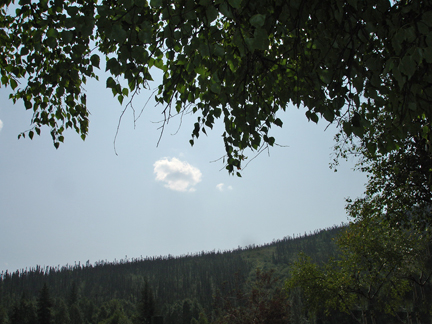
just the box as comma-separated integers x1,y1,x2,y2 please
0,225,344,323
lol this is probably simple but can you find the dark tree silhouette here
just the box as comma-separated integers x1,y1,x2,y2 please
37,283,52,324
213,269,291,324
137,279,156,324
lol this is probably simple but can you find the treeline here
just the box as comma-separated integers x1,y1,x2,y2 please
0,225,344,324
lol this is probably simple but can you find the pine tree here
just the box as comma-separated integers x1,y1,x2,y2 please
37,283,52,324
182,300,192,324
69,303,84,324
68,282,78,307
0,306,6,324
10,293,37,324
137,279,156,324
53,300,70,324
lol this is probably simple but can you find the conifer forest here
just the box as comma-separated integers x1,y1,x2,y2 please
0,226,340,324
1,225,431,324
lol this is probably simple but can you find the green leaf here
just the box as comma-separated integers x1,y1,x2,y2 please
206,5,218,23
233,30,246,56
10,79,18,90
132,46,149,63
138,29,152,43
210,82,221,94
306,110,319,123
150,0,162,7
20,47,29,55
319,70,332,84
400,55,416,79
106,77,116,89
112,24,127,43
253,28,269,50
199,42,210,57
219,2,233,18
106,58,121,76
393,65,405,88
274,118,283,127
154,58,165,70
56,86,65,97
90,54,100,68
323,110,334,123
265,136,274,146
46,37,57,48
60,31,73,44
366,142,376,153
347,0,357,9
422,11,432,27
343,121,352,136
250,14,265,28
424,46,432,64
228,0,241,9
46,28,58,38
214,44,225,57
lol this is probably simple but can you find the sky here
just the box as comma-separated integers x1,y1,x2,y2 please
0,69,367,274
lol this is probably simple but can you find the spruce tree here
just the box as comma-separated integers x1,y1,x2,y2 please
182,300,192,324
37,283,52,324
53,300,70,324
10,293,37,324
0,306,6,324
137,279,156,324
68,282,78,308
69,303,84,324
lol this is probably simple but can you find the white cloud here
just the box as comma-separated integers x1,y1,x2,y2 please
0,120,3,132
154,157,202,192
216,183,233,192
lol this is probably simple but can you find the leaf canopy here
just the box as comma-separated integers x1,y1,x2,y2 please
1,0,432,173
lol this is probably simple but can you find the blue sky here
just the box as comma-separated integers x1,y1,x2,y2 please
0,71,367,273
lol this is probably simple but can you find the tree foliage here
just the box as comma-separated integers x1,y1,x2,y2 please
288,92,432,322
136,279,156,324
213,269,290,324
0,228,342,323
287,216,432,322
1,0,431,173
9,293,37,324
342,134,432,228
37,283,52,324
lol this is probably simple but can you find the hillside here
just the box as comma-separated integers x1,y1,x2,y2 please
0,225,344,323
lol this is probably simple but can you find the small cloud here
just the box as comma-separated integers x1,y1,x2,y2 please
216,183,233,192
0,120,3,132
154,157,202,192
